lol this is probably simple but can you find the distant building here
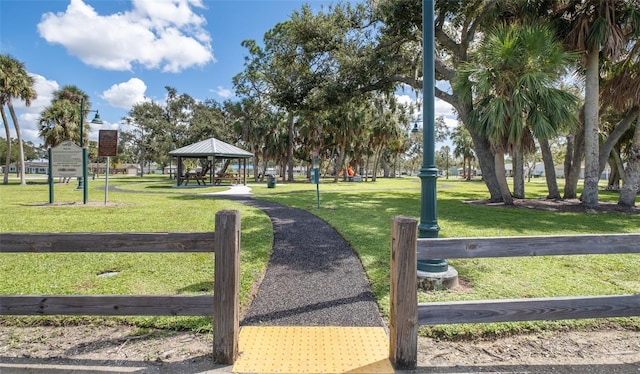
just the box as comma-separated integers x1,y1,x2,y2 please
1,161,48,175
88,162,139,175
505,162,611,180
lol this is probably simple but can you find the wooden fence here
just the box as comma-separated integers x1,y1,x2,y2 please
389,216,640,369
0,210,241,365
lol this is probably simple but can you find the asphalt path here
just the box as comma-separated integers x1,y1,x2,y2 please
224,196,384,327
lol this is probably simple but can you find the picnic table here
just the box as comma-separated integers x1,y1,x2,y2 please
213,173,240,185
184,171,207,185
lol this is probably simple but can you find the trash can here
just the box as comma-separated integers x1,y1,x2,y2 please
267,174,276,188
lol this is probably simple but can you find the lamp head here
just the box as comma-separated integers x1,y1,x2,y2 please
412,122,420,133
90,111,103,124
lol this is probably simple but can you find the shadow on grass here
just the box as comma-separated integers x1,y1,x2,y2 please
299,190,637,234
177,282,212,293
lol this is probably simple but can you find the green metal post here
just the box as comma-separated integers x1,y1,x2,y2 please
314,168,320,208
82,147,88,204
48,148,54,203
313,153,320,208
417,0,447,272
77,98,88,204
77,100,84,188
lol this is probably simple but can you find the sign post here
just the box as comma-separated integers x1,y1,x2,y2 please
98,130,118,205
313,150,320,209
48,148,54,203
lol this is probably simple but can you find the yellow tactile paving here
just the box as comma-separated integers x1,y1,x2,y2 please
232,326,394,373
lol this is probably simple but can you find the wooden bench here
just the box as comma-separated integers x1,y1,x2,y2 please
213,176,240,185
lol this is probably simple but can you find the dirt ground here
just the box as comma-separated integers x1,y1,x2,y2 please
0,324,638,373
465,197,639,214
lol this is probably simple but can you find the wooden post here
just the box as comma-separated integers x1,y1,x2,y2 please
213,210,240,364
390,216,418,369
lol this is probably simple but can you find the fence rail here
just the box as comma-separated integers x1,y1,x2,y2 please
1,295,214,316
389,216,640,370
1,232,214,252
0,210,240,365
417,233,640,259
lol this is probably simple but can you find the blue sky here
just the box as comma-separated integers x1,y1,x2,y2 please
1,0,454,146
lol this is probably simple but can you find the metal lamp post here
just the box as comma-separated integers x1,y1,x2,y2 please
313,151,320,208
416,0,447,273
76,98,103,204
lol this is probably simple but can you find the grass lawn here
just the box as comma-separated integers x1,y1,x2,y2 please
0,175,272,331
1,174,638,337
250,176,640,337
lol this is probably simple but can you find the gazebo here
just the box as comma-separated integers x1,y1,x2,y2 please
169,138,253,186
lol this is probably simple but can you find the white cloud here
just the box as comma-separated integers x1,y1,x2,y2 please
101,78,148,109
395,93,457,127
37,0,214,73
132,0,207,30
395,94,414,108
214,86,233,98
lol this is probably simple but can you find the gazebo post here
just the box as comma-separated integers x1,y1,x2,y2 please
243,159,247,185
177,157,183,186
210,158,214,185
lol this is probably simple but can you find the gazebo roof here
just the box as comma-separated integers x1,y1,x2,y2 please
169,138,253,159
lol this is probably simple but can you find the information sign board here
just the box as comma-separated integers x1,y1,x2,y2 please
98,130,118,157
50,141,83,177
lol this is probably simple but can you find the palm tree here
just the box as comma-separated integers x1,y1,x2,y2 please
39,85,91,148
560,0,635,207
0,54,37,185
456,23,579,204
451,125,475,181
599,32,640,206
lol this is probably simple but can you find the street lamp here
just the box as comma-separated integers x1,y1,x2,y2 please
76,97,103,204
417,0,447,273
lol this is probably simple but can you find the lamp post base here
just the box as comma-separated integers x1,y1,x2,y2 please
417,259,447,273
417,266,459,291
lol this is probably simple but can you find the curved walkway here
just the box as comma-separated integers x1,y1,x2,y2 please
216,188,384,327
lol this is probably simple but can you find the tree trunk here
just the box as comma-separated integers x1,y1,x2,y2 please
382,157,390,178
495,152,513,205
261,159,268,182
372,145,383,182
252,154,260,182
619,117,640,207
393,154,398,178
598,106,640,177
468,127,502,202
512,149,525,199
2,107,11,185
606,154,620,190
364,157,370,182
342,155,349,183
564,129,584,199
539,138,561,199
608,149,624,190
286,112,295,182
7,102,26,185
582,46,600,208
334,147,345,183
